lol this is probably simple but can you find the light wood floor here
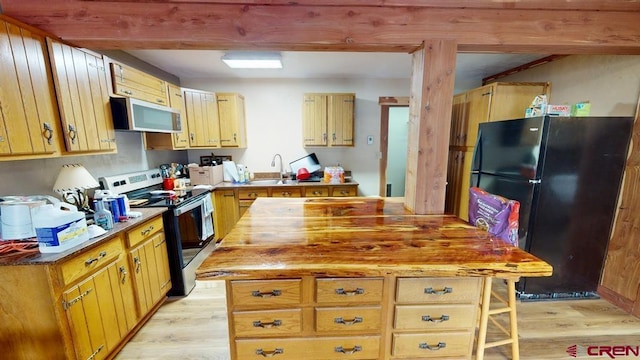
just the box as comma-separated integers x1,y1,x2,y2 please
116,280,640,360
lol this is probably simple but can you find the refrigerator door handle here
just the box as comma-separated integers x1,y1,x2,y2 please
528,179,541,184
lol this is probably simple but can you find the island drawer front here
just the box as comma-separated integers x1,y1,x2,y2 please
126,216,165,248
236,336,380,360
239,188,269,199
392,331,473,358
316,278,384,304
396,277,481,304
393,304,476,330
331,186,357,197
230,279,302,307
59,236,124,286
305,187,330,197
315,306,382,332
233,308,302,337
271,187,303,198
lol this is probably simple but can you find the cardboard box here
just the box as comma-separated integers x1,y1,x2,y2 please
189,165,223,186
546,104,571,116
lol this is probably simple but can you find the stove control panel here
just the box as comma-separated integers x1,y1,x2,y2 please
99,169,164,195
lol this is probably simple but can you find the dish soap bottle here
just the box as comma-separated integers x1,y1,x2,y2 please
93,199,114,231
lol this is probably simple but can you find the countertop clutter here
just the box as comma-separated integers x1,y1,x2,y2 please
196,197,552,360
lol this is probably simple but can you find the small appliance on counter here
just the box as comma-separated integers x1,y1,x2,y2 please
290,153,323,182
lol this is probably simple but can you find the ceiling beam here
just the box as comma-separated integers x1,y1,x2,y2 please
1,1,639,54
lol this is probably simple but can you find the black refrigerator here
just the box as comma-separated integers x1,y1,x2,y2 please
471,116,632,299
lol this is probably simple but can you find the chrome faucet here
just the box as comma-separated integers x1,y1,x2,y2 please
271,153,284,184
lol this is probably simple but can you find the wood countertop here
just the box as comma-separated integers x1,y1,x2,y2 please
196,197,552,280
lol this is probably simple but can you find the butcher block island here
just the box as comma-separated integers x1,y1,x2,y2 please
196,197,552,360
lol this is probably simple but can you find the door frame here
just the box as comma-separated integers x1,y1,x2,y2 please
378,96,410,197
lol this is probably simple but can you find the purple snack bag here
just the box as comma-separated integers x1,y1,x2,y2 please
468,187,520,246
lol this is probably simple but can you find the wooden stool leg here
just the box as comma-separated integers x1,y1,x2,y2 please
476,277,493,360
507,278,520,360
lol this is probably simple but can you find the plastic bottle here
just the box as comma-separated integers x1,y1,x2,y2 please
93,200,114,231
237,164,246,183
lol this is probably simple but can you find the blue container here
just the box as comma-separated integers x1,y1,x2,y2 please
116,195,127,218
105,198,120,223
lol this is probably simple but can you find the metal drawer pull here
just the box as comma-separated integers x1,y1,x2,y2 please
421,314,450,323
253,319,282,328
87,344,104,360
85,251,107,266
141,225,154,236
335,345,362,354
255,348,283,357
119,266,128,284
251,289,282,298
335,287,364,296
419,342,446,351
334,316,363,325
424,286,452,295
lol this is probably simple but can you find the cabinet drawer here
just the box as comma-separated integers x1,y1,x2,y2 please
396,277,481,304
230,279,302,307
236,336,380,360
271,187,302,198
316,278,383,304
392,331,473,358
238,188,269,200
126,216,164,248
394,304,476,330
331,186,357,197
59,236,124,286
316,306,381,332
233,309,302,337
305,187,330,197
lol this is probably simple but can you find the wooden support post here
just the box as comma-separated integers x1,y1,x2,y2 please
404,39,456,214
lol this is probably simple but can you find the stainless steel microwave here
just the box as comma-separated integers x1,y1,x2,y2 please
110,97,182,133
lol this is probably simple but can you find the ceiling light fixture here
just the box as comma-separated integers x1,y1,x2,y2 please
221,51,283,69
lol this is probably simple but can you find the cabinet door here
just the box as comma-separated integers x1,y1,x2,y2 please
185,89,221,148
328,94,355,146
110,62,168,105
48,39,116,153
449,93,468,147
63,257,135,360
464,85,493,148
213,190,240,241
218,93,247,148
129,231,171,316
0,20,62,157
303,94,327,146
489,82,550,121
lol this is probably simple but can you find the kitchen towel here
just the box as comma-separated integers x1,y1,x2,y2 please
201,194,214,241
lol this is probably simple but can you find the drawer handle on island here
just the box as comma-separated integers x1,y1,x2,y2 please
85,251,107,266
334,316,363,325
419,342,446,351
251,289,282,298
335,287,364,296
424,286,452,295
334,345,362,354
255,348,283,357
253,319,282,328
421,314,450,323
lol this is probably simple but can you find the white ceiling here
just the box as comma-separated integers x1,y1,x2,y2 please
126,50,547,87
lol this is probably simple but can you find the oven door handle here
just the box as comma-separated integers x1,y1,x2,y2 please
174,198,204,216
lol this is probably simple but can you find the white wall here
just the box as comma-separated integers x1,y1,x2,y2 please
498,55,640,116
184,78,411,196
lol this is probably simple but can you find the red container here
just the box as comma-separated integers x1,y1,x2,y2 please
162,178,175,190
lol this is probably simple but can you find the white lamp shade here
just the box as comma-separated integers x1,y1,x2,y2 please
53,164,100,193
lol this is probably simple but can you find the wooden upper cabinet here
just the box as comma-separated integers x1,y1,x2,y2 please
303,93,355,147
47,38,116,153
217,92,247,148
184,88,220,148
0,19,62,159
110,61,168,106
144,83,190,150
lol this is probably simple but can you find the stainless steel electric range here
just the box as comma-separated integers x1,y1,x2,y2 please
99,169,215,296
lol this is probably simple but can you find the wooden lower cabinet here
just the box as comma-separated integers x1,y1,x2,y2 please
224,276,480,360
0,213,171,360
